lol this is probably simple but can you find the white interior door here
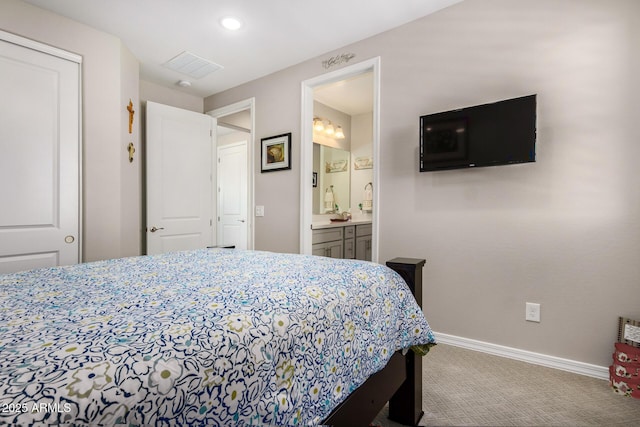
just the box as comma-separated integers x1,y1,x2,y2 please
146,102,215,254
0,32,81,273
217,141,248,249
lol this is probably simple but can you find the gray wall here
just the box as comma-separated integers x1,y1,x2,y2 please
120,45,141,257
140,80,204,113
206,0,640,367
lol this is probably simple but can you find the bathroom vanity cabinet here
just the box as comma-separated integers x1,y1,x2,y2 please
311,227,344,258
312,221,371,261
355,223,372,261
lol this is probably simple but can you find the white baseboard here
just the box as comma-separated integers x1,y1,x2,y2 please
434,332,609,381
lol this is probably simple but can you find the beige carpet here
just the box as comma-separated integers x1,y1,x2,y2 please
372,344,640,426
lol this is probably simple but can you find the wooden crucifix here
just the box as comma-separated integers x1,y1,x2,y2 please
127,99,135,134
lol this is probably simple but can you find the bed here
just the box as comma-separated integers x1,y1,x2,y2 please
0,248,435,426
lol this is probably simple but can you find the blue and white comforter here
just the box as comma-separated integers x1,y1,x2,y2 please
0,249,435,426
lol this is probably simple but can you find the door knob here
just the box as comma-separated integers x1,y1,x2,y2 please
150,226,165,232
237,219,246,223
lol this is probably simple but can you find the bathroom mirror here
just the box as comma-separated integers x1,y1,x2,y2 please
313,143,350,214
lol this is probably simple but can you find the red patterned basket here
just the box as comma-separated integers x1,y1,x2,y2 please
612,359,640,379
610,366,640,398
614,342,640,363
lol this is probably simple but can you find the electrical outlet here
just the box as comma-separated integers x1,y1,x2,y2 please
255,205,265,217
526,302,541,322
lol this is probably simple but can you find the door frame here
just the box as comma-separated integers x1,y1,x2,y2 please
207,98,255,250
300,57,381,261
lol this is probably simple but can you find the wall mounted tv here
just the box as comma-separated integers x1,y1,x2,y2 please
419,94,536,172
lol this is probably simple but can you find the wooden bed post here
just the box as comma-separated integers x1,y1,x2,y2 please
386,258,426,426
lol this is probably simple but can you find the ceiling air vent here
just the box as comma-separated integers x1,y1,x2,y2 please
163,51,223,79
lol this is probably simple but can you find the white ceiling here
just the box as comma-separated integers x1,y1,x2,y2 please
21,0,462,98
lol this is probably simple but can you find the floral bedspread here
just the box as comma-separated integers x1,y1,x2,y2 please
0,249,435,426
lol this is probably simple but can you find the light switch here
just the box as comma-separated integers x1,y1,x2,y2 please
255,205,265,217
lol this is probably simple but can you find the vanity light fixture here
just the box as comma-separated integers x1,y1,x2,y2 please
325,123,335,136
313,118,325,132
313,117,345,139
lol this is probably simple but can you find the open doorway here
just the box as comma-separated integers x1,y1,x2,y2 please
300,58,380,261
207,98,255,250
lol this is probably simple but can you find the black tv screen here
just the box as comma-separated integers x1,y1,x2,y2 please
420,94,536,171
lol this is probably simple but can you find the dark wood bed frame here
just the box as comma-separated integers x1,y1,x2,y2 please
322,258,426,427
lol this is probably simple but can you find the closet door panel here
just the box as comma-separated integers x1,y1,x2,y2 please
0,33,80,273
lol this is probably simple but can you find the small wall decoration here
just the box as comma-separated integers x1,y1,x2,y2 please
354,156,373,170
261,133,292,172
127,99,135,134
126,99,135,163
322,53,356,69
325,160,348,173
127,142,135,163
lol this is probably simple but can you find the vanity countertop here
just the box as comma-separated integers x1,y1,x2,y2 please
312,218,372,230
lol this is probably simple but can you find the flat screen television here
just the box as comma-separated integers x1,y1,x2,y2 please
419,94,536,172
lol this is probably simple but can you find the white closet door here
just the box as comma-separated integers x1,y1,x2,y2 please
0,33,81,273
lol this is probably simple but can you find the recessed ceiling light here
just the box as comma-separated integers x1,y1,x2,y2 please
221,17,242,31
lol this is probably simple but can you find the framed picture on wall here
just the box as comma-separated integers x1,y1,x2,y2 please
261,133,291,173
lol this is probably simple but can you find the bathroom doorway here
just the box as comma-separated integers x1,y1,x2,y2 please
300,58,380,261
